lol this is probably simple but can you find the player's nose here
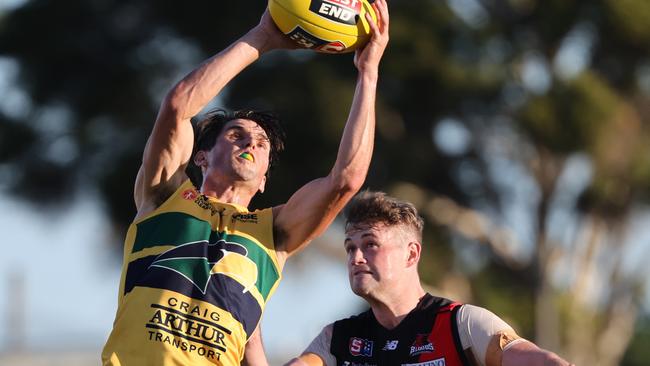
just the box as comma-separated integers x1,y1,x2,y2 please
240,135,254,148
349,248,366,265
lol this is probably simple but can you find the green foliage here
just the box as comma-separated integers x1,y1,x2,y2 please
621,314,650,365
605,0,650,48
471,263,535,336
518,71,619,153
418,226,456,287
568,72,619,150
519,94,566,150
630,142,650,199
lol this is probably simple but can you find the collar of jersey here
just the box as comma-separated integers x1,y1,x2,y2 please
203,194,249,213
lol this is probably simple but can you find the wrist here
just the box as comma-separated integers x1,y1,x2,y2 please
358,68,379,84
241,27,273,56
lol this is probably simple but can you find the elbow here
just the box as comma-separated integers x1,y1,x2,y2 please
345,176,366,194
161,91,182,116
330,170,366,195
161,82,190,119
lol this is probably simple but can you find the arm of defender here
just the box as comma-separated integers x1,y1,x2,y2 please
134,11,291,214
456,305,573,366
502,341,574,366
273,0,390,262
242,325,269,366
284,324,334,366
456,304,519,366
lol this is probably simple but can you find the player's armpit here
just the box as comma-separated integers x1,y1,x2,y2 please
284,353,326,366
484,330,523,366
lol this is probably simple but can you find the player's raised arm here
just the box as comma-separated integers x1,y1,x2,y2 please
134,10,293,215
273,0,389,262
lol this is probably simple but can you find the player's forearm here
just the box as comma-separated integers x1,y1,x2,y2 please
163,31,269,121
329,70,377,191
502,341,574,366
242,325,269,366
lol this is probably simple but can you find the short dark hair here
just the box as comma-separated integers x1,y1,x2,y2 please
345,191,424,240
186,108,286,187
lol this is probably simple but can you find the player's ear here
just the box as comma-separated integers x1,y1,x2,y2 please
406,241,421,267
194,151,208,172
194,150,207,168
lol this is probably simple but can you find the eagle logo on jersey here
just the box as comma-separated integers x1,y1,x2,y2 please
409,334,435,356
149,239,258,294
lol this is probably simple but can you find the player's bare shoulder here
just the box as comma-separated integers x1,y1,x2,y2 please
134,166,188,220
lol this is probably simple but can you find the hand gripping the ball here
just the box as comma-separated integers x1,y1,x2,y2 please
354,0,389,73
248,9,301,54
268,0,379,53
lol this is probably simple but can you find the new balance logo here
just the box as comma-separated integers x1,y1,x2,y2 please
382,340,399,351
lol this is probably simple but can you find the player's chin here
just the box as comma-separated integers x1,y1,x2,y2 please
233,165,259,179
350,281,372,297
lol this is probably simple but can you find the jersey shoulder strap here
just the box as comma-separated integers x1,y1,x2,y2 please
447,302,484,366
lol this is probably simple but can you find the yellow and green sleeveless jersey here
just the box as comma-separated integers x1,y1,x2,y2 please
102,180,282,365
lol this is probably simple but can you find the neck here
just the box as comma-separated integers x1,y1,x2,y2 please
200,179,256,207
367,282,426,329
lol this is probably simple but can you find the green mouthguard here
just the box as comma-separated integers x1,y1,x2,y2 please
240,152,254,162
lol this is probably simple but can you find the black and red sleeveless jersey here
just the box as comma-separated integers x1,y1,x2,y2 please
330,294,473,366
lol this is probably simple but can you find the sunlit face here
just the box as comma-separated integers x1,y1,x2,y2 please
344,223,410,300
201,119,271,187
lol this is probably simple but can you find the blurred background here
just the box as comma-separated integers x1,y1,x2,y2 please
1,0,649,365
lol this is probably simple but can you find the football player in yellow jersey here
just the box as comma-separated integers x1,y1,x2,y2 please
102,1,389,365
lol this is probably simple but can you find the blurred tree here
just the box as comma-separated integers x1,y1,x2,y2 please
373,1,650,365
621,314,650,366
1,0,650,364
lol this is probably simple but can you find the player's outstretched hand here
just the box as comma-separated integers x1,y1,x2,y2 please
249,9,299,53
354,0,389,74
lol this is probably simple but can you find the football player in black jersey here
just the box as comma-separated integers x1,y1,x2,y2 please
286,191,574,366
